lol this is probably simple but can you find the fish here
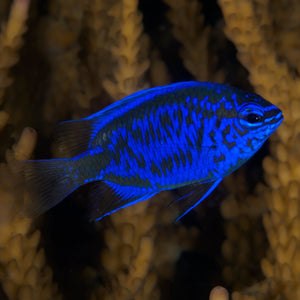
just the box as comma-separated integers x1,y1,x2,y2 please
12,81,283,221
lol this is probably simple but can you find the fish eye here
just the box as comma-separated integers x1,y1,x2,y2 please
238,105,265,128
246,113,263,123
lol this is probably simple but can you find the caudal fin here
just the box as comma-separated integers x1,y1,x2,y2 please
10,159,79,218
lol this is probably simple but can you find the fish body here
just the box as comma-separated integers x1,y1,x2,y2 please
16,82,283,221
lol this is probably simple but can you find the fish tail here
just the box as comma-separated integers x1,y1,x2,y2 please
10,158,79,218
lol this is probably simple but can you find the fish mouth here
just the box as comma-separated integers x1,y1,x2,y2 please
277,110,283,120
268,110,283,130
276,111,284,124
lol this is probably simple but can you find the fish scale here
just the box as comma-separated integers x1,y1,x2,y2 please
102,104,206,187
12,81,283,221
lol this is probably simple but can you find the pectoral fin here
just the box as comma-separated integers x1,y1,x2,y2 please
172,178,222,221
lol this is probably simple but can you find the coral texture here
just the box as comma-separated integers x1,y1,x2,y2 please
218,0,300,298
88,3,200,298
164,0,211,81
221,173,267,289
0,128,62,300
88,2,158,299
0,0,29,131
102,0,150,100
0,0,299,299
41,0,91,126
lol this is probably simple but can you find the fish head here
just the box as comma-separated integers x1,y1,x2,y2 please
206,88,283,176
233,92,283,152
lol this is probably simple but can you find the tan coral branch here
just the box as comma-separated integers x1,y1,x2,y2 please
164,0,224,82
102,0,149,100
218,0,300,298
0,128,62,300
0,0,30,105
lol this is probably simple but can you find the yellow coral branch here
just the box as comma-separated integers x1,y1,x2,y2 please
91,202,159,300
164,0,211,81
102,0,149,100
4,0,29,47
42,0,94,126
88,5,158,295
0,128,62,300
83,0,115,94
218,0,300,298
0,0,30,105
164,0,224,82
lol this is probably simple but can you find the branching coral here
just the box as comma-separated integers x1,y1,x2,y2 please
86,3,200,298
270,0,300,69
1,0,299,298
41,0,93,126
218,0,300,298
148,49,170,87
0,128,62,300
0,0,30,131
0,2,63,299
163,0,211,81
0,0,29,103
221,173,268,289
102,0,150,100
163,0,224,82
86,2,157,298
89,191,200,300
91,202,159,300
83,0,115,96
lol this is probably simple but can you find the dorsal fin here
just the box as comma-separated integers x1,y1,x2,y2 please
54,118,99,157
54,92,149,157
54,82,202,157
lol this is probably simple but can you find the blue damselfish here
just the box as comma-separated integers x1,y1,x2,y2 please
15,81,283,221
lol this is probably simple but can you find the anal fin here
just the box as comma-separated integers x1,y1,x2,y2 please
87,181,157,221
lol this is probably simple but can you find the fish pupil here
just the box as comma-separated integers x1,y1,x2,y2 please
246,113,263,123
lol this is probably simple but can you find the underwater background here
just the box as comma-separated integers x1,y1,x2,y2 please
0,0,299,299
